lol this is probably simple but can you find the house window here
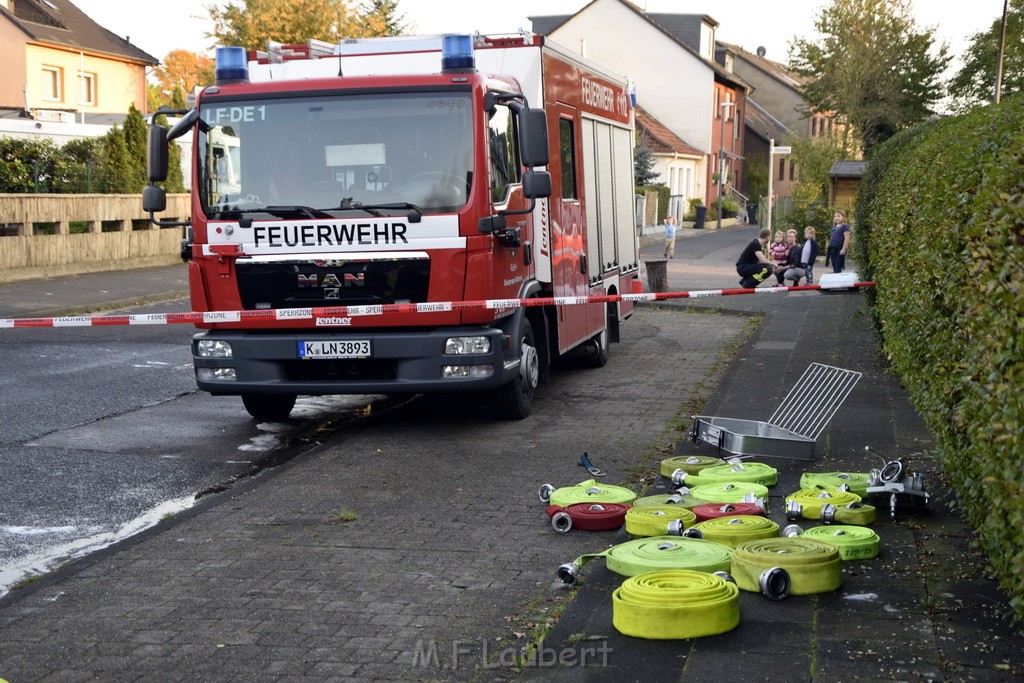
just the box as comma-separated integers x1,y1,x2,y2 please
779,158,785,181
734,109,741,140
77,72,96,106
811,117,817,137
724,92,734,120
42,66,62,101
789,160,796,181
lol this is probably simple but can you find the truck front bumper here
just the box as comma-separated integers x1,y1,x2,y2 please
192,327,518,396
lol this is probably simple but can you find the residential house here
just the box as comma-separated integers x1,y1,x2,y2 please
634,105,703,217
716,42,855,203
0,0,157,125
531,0,750,214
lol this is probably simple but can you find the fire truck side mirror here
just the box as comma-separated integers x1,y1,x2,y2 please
519,108,549,168
147,125,169,183
143,185,167,213
522,170,551,199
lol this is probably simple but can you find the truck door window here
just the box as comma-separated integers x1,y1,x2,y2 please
559,118,577,200
487,103,521,203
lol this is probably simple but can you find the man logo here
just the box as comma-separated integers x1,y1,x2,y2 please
297,273,365,288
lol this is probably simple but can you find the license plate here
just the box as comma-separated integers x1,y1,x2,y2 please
298,340,371,359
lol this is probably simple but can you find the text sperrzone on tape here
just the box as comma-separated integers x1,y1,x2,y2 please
0,282,875,329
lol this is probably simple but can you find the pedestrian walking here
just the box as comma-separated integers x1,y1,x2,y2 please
663,215,677,258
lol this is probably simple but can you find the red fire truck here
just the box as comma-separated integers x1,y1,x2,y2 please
144,33,638,421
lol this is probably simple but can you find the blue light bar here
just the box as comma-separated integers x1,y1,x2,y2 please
215,46,249,84
441,34,475,73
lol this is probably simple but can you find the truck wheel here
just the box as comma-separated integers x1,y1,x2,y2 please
241,393,297,421
495,318,538,419
580,305,611,368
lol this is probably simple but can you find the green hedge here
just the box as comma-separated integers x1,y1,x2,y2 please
855,94,1024,622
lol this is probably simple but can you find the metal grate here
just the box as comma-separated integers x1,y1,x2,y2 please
767,363,862,441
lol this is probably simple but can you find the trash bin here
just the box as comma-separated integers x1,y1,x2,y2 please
694,205,707,229
747,203,758,225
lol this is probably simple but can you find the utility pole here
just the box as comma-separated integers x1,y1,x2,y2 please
995,0,1009,104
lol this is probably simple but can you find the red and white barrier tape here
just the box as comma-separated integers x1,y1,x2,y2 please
0,282,875,329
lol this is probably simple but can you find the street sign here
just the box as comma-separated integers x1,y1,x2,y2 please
773,146,792,154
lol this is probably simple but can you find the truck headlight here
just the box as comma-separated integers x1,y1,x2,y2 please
196,367,237,381
443,364,493,379
445,336,491,355
196,340,233,358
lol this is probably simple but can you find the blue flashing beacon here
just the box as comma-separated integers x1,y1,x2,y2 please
215,46,249,84
441,34,475,73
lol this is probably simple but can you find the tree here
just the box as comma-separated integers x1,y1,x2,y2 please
121,104,149,193
633,134,660,186
151,50,215,109
789,0,950,153
99,127,132,193
206,0,399,50
359,0,406,36
948,0,1024,112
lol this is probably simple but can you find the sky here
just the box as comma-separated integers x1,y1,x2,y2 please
72,0,1000,74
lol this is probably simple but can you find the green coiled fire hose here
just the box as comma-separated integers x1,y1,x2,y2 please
659,455,726,477
612,570,740,639
670,462,778,488
801,525,880,560
689,482,769,504
540,479,637,508
785,489,876,525
732,537,843,595
632,493,711,509
557,536,733,584
692,515,781,548
799,471,872,497
624,505,697,536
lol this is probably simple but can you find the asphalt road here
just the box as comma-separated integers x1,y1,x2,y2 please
0,298,385,596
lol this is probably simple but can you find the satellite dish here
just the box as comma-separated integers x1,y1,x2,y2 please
756,46,767,58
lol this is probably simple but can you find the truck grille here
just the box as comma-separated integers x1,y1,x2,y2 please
236,258,430,310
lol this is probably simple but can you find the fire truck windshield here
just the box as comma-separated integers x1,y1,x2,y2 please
197,92,474,217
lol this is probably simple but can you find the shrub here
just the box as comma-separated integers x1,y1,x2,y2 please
855,93,1024,623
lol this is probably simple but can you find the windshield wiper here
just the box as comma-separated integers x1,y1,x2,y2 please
209,205,328,220
331,200,423,223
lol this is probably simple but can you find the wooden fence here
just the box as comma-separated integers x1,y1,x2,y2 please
0,194,190,283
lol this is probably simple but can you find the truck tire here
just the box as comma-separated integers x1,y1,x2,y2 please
241,393,297,421
580,304,612,368
495,318,538,419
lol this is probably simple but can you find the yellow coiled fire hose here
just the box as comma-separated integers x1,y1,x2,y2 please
801,525,881,560
692,515,781,548
732,538,843,596
785,489,876,525
799,471,872,497
689,482,769,505
539,479,637,508
632,493,711,509
670,462,778,488
624,505,698,536
557,536,733,585
612,570,740,639
659,455,726,477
